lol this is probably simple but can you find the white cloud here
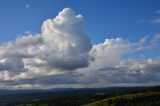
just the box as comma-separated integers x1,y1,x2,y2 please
89,38,133,68
0,8,160,89
0,8,92,81
41,8,92,70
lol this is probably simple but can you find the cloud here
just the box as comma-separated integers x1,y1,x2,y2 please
135,19,145,23
152,34,160,43
0,8,92,80
25,4,30,9
0,8,160,89
139,36,149,45
75,59,160,88
155,10,160,14
150,18,160,25
89,38,134,68
74,37,160,87
41,8,92,70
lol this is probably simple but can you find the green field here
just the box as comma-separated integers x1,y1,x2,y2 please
84,92,160,106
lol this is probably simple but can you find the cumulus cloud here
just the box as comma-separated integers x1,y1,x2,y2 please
0,8,92,80
89,38,134,68
0,8,160,89
74,36,160,87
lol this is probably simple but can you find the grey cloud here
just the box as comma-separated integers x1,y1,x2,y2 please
0,58,25,72
0,8,92,78
0,8,160,89
75,58,160,87
1,59,160,89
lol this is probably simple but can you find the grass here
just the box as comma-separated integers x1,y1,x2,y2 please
83,92,160,106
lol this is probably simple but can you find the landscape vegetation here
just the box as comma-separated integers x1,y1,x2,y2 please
0,86,159,106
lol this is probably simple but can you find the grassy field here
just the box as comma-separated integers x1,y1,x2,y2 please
83,92,160,106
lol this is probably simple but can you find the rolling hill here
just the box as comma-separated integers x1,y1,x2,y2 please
84,92,160,106
0,86,159,106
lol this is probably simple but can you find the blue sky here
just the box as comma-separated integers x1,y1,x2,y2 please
0,0,160,44
0,0,160,89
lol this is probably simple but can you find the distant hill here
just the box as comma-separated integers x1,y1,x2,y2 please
0,87,147,96
84,92,160,106
0,86,159,106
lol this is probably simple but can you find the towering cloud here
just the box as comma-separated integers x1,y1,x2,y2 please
0,8,92,80
0,8,160,89
41,8,92,70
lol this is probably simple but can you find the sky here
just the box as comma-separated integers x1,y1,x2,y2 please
0,0,160,89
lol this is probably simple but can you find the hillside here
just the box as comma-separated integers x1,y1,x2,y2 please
84,92,160,106
0,86,159,106
0,87,145,106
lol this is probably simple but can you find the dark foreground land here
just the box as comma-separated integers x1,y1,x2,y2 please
0,86,160,106
84,92,160,106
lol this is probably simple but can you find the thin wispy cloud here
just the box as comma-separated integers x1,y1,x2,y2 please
155,10,160,14
25,4,30,9
150,18,160,25
135,19,145,23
